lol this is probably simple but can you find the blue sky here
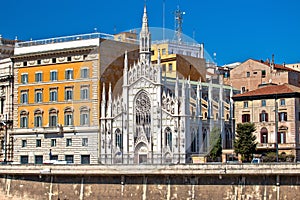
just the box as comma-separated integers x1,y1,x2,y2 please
1,0,299,65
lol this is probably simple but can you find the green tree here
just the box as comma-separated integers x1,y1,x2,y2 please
209,127,222,161
234,123,257,162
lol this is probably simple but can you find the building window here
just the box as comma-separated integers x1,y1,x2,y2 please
260,127,268,143
162,48,166,55
64,107,73,126
65,69,73,80
278,132,286,144
280,99,286,106
49,108,58,127
80,68,89,79
168,63,173,72
35,90,43,103
279,112,287,121
21,90,28,104
34,156,43,164
191,131,198,153
81,155,90,164
21,73,28,84
36,139,41,147
243,101,248,108
165,127,172,147
261,99,266,107
35,72,43,82
80,106,90,126
49,88,58,102
20,110,28,128
50,71,57,81
65,87,73,101
66,138,72,147
246,72,250,77
262,70,266,78
259,110,268,122
34,109,43,127
241,87,246,93
65,155,74,164
242,114,250,123
67,56,72,62
115,129,122,149
82,138,88,147
80,85,89,100
51,139,56,147
22,140,27,147
20,155,28,164
162,64,166,72
52,58,56,63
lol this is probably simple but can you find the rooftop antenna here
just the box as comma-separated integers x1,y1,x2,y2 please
163,0,165,40
174,5,185,43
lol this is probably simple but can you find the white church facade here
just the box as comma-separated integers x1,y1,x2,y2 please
99,6,236,164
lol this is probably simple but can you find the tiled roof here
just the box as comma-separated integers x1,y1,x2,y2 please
233,84,300,98
253,59,296,72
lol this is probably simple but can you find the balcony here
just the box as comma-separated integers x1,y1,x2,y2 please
257,143,275,149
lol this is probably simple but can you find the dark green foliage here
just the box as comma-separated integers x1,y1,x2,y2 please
209,127,222,161
263,152,295,162
234,123,257,162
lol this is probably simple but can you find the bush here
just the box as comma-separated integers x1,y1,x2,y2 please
262,152,295,162
263,152,276,162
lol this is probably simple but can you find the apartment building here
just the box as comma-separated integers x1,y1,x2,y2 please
224,58,300,92
11,33,138,164
233,84,300,161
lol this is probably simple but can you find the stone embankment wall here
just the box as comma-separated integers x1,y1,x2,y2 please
0,164,300,199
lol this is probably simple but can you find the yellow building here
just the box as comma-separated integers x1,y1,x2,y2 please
151,41,206,81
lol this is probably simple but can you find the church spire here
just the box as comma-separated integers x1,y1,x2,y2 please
139,5,151,64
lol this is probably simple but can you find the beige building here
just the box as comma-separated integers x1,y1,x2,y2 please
233,84,300,161
224,59,300,93
285,63,300,72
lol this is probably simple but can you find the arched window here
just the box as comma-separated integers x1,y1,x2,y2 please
202,128,207,152
165,127,172,148
49,108,58,127
260,127,268,143
20,110,28,128
135,91,151,141
64,107,73,126
80,106,90,126
34,109,43,128
191,130,198,152
259,110,268,122
115,128,123,150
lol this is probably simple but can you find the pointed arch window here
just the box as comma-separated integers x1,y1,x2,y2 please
34,109,43,127
165,127,172,148
135,91,151,141
64,107,73,126
191,130,198,153
115,128,123,150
